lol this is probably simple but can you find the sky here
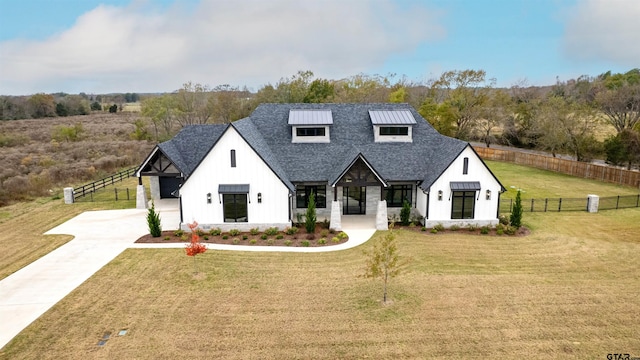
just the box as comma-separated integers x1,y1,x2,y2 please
0,0,638,95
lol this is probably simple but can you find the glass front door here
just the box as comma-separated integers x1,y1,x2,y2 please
343,186,366,215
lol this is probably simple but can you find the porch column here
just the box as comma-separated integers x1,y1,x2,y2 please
136,184,148,209
376,200,388,230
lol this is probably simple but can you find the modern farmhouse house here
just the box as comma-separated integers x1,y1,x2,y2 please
136,103,504,231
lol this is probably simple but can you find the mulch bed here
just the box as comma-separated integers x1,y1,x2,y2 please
135,225,349,247
394,224,531,237
135,223,529,247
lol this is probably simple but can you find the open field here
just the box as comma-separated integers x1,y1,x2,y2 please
0,112,154,205
1,161,639,358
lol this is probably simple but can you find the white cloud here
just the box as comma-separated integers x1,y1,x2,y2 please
0,0,444,95
562,0,640,66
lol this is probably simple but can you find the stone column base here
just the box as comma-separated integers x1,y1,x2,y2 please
136,185,148,209
330,201,341,231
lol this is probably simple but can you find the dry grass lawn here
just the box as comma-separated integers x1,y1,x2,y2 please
0,176,141,280
2,206,639,359
1,161,638,358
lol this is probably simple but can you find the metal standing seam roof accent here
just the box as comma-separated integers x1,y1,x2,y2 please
288,110,333,125
369,110,417,125
218,184,250,193
450,181,481,191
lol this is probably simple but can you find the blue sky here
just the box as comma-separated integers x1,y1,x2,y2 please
0,0,638,95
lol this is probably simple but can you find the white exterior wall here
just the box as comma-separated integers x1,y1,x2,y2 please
179,127,291,231
425,146,501,228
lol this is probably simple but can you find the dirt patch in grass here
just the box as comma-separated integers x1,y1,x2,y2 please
135,225,348,247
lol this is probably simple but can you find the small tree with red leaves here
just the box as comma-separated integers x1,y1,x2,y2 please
185,221,207,274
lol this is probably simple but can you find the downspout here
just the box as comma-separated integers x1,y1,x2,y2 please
179,196,184,226
426,191,430,220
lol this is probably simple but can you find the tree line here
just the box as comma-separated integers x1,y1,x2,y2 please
0,92,139,120
2,69,638,169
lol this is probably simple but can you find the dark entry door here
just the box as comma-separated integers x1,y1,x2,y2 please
343,186,366,214
159,177,181,198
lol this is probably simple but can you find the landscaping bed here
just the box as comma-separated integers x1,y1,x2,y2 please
135,225,349,247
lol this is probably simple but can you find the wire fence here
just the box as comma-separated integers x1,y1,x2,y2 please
599,194,640,210
499,194,640,213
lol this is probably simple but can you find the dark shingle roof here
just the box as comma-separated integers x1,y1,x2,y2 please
157,124,226,175
245,103,468,189
155,103,471,192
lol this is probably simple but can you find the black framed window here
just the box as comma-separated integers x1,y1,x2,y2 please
231,149,236,168
223,193,247,222
382,185,412,207
463,157,468,174
296,127,326,137
380,127,409,136
295,185,326,208
451,191,475,219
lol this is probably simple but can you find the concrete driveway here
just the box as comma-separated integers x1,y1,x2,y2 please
0,206,375,349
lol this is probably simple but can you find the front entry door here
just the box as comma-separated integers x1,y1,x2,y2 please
343,186,366,215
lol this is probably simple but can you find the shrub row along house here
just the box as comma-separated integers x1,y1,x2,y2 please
136,103,504,231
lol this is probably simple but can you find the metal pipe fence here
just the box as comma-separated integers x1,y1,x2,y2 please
499,194,640,213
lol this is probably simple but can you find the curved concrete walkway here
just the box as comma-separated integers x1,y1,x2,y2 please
0,207,376,349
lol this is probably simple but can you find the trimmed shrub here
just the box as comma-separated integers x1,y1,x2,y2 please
305,191,317,233
301,240,310,247
250,227,260,235
480,226,490,235
147,202,162,237
318,238,327,245
433,223,445,232
229,229,240,236
400,200,411,226
265,227,279,236
510,190,523,228
285,226,298,235
209,228,221,236
332,237,340,243
284,240,292,246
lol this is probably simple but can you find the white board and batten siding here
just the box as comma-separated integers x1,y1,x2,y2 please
179,126,291,231
425,145,502,227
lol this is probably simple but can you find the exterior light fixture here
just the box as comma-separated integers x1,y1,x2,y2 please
486,190,491,200
206,193,212,204
257,192,262,203
438,190,443,201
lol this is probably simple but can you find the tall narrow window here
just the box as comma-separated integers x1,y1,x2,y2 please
463,157,469,174
230,149,236,168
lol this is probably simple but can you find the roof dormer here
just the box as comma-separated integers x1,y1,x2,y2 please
369,110,416,143
289,110,332,143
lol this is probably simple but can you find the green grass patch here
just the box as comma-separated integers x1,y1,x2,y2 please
487,160,639,199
